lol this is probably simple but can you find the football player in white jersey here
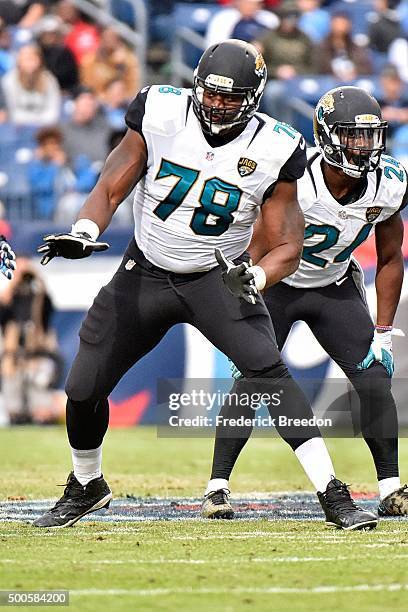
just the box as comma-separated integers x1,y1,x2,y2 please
33,42,376,530
218,86,408,518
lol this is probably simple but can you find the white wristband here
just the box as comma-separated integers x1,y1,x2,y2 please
247,265,266,291
72,219,100,241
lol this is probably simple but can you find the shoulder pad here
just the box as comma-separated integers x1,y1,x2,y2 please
143,86,191,136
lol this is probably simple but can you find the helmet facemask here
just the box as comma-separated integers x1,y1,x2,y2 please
324,122,387,178
192,78,263,135
313,86,388,179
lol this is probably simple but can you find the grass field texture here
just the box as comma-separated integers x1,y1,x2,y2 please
1,426,408,611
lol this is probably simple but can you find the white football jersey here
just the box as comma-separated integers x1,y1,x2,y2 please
283,147,408,288
125,85,306,273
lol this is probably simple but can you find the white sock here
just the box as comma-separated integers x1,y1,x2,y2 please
294,438,335,492
379,477,401,500
205,478,229,496
71,445,102,486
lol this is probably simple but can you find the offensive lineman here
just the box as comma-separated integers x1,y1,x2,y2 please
33,42,376,530
205,86,408,519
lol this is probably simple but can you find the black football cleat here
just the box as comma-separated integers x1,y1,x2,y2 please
201,489,234,519
378,484,408,517
32,472,112,528
317,478,378,531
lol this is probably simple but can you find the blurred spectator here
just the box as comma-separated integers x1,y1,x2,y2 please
315,10,372,80
0,257,63,424
218,0,281,7
27,126,98,220
0,200,11,238
0,0,47,28
257,1,316,79
101,78,129,130
148,0,176,48
388,36,408,83
376,64,408,137
368,0,402,54
34,14,79,94
61,86,110,166
297,0,330,43
205,0,278,46
56,0,100,64
0,79,8,123
0,18,14,77
80,26,139,99
1,44,61,126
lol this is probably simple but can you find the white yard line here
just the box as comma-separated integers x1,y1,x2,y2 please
3,554,407,565
0,556,351,565
70,583,408,596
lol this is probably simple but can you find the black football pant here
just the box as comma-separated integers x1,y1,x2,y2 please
65,240,320,465
262,268,399,482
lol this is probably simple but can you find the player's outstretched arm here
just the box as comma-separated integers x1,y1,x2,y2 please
77,129,147,234
251,179,305,288
357,211,404,377
374,211,404,327
38,130,147,265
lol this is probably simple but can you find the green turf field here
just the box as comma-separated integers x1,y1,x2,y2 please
1,426,408,611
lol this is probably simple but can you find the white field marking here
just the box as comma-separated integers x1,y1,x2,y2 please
363,543,408,548
1,513,330,523
70,584,408,597
0,491,376,504
4,554,408,567
0,556,353,565
170,534,373,541
86,556,351,564
0,529,402,545
95,555,408,564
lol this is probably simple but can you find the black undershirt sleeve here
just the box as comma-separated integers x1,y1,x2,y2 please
262,138,307,203
125,87,150,135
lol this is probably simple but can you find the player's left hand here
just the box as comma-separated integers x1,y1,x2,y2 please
38,232,110,265
0,236,16,280
215,248,258,304
357,329,394,377
229,358,243,380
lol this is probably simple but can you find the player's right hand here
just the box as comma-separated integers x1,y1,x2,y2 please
215,248,257,304
38,232,110,265
0,236,16,280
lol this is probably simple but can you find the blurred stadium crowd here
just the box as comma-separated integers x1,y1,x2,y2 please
0,0,406,223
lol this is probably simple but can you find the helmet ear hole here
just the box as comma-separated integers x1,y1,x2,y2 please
192,39,267,135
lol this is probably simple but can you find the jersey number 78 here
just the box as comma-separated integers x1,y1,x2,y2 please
153,159,242,236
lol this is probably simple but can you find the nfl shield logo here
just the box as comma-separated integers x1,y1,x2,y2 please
206,152,214,161
366,206,383,222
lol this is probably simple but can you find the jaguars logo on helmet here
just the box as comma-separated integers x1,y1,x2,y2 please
313,86,387,178
192,39,267,135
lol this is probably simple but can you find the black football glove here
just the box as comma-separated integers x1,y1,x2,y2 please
215,248,257,304
37,232,110,265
